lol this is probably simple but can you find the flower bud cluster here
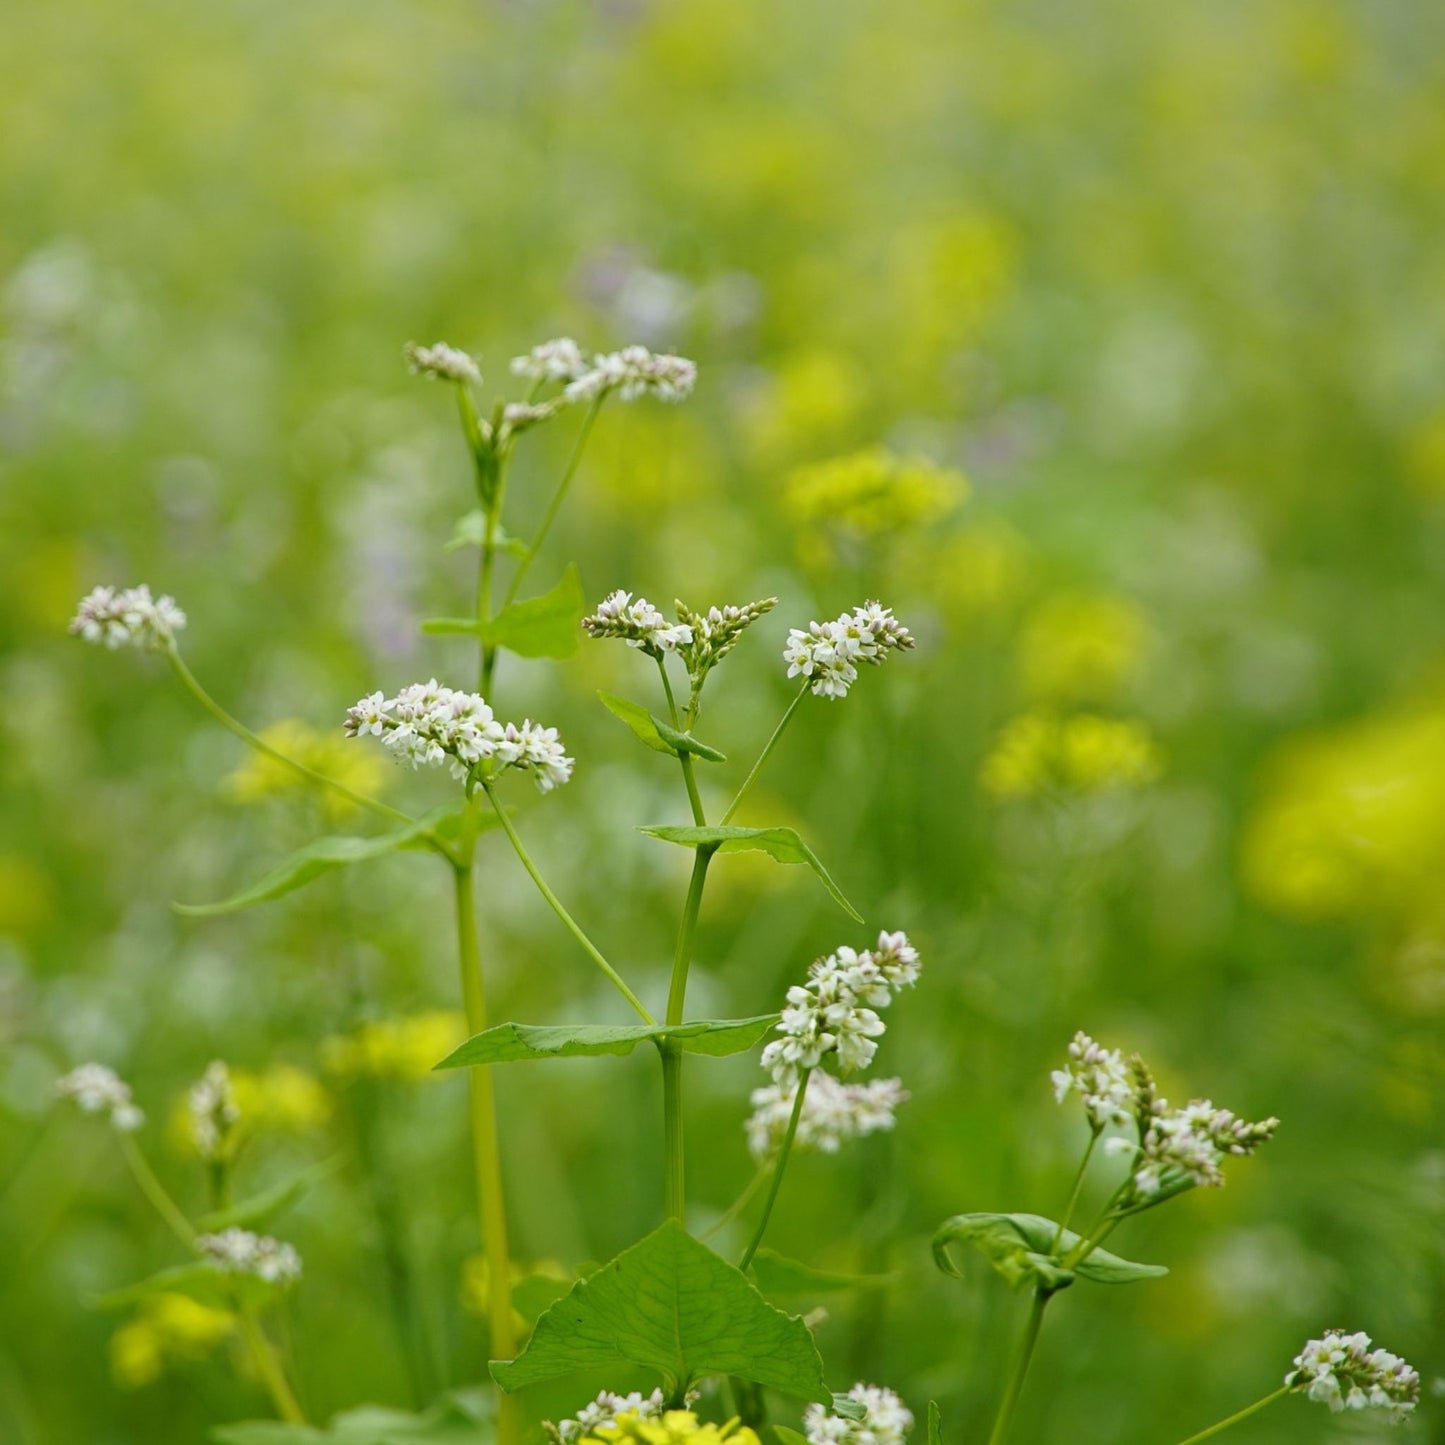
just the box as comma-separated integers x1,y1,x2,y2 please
404,340,482,385
783,601,914,699
545,1390,668,1445
344,681,573,792
70,585,186,651
188,1061,241,1163
196,1228,302,1285
761,931,920,1085
746,1073,908,1160
1050,1030,1134,1130
674,597,778,682
803,1384,913,1445
510,338,697,405
55,1063,145,1131
582,591,694,655
1287,1330,1419,1420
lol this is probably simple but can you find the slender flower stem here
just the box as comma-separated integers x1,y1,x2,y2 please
481,782,654,1023
1051,1130,1100,1252
654,658,708,827
164,650,417,831
117,1132,195,1248
666,847,714,1026
453,863,522,1445
503,397,603,609
739,1067,812,1271
661,1044,686,1222
237,1301,307,1425
721,682,810,825
1171,1388,1290,1445
478,461,508,696
987,1287,1051,1445
655,656,682,728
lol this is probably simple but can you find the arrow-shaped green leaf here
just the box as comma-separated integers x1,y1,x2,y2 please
434,1017,779,1070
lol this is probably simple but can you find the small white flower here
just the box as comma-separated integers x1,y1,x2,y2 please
1051,1030,1136,1130
582,590,694,655
804,1384,913,1445
188,1060,241,1163
544,1389,670,1445
511,337,589,383
404,340,481,385
197,1228,302,1285
1287,1330,1419,1421
56,1063,146,1131
783,601,914,699
746,1074,908,1159
70,585,186,651
563,345,697,405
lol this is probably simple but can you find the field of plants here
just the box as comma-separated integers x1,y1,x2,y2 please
2,1,1443,1442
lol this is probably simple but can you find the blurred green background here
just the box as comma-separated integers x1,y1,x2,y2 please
2,0,1444,1440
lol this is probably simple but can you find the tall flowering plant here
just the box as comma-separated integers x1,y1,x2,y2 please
58,336,1421,1445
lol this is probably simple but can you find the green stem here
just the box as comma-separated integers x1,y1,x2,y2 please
1171,1388,1290,1445
666,847,714,1026
721,682,810,825
1051,1130,1100,1252
739,1067,812,1271
986,1287,1051,1445
503,396,603,609
478,461,507,696
481,782,654,1023
117,1132,194,1248
661,1044,686,1222
164,650,418,831
453,864,521,1445
237,1301,307,1425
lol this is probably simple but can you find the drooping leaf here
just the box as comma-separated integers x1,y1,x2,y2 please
213,1389,491,1444
927,1401,942,1445
748,1249,893,1296
444,511,528,557
831,1397,867,1422
174,807,468,916
638,825,863,923
422,564,585,659
931,1212,1166,1293
196,1157,343,1232
435,1017,779,1071
491,1219,829,1402
598,693,727,763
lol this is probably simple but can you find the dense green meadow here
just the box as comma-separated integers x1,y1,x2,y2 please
2,1,1444,1441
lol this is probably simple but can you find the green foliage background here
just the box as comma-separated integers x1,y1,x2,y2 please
2,0,1443,1441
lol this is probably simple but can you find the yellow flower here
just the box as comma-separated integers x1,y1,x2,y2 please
224,718,385,819
1242,702,1445,921
981,710,1163,799
585,1410,761,1445
785,447,967,548
109,1292,235,1389
928,522,1031,625
321,1011,466,1082
1016,593,1150,704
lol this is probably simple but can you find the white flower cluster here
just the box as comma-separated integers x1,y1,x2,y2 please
784,601,914,699
188,1060,241,1163
1126,1062,1278,1198
1287,1330,1419,1420
804,1384,913,1445
1051,1030,1135,1130
582,591,693,655
674,597,778,681
510,338,697,405
746,1074,908,1160
404,340,482,386
196,1227,302,1285
345,681,573,792
761,931,920,1085
544,1389,668,1445
70,585,186,651
55,1063,145,1132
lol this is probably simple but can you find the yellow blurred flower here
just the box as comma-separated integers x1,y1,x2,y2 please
1403,412,1445,501
981,710,1163,799
1016,593,1150,703
1242,702,1445,921
915,522,1031,626
109,1292,235,1389
0,852,55,935
224,718,385,819
321,1011,466,1082
741,349,870,467
586,1412,760,1445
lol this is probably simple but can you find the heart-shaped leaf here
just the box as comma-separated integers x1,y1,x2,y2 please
423,564,585,659
638,826,863,923
174,807,470,916
434,1017,779,1070
491,1219,829,1402
932,1212,1166,1292
598,693,726,763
